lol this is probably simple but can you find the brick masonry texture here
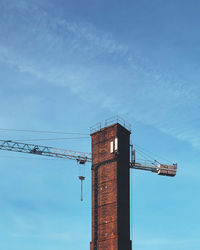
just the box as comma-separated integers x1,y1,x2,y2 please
90,123,132,250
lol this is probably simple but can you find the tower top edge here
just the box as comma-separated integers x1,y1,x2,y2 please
90,116,131,135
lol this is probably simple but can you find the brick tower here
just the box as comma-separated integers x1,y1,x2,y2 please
90,119,132,250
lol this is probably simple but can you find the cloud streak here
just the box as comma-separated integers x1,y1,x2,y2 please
0,0,200,149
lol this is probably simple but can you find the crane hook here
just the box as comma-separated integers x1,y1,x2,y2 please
78,176,85,201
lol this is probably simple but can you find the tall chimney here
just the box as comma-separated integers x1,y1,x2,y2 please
90,122,132,250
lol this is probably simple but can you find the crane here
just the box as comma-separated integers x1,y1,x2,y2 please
0,138,177,202
0,118,178,250
0,139,177,177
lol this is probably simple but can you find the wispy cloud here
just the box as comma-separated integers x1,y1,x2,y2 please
0,0,200,149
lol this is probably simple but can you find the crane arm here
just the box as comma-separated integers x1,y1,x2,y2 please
0,140,92,163
130,162,177,177
129,146,177,177
130,162,158,173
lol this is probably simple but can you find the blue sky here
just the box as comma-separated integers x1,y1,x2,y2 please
0,0,199,249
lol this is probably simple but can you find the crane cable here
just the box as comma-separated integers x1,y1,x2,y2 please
0,128,89,136
134,149,160,165
134,144,173,165
0,128,90,142
133,146,158,163
9,137,90,142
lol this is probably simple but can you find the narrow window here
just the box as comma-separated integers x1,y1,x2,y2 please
110,141,114,153
115,138,118,151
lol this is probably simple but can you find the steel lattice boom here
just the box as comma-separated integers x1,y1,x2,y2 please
0,140,92,163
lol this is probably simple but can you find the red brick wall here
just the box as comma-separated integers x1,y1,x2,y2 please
90,123,132,250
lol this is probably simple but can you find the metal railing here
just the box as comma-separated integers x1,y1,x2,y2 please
90,122,102,134
105,116,131,131
90,116,131,134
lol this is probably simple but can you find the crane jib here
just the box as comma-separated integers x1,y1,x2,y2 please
0,139,177,176
0,140,92,163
